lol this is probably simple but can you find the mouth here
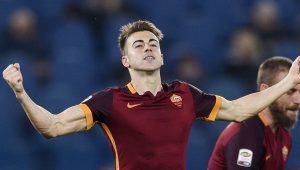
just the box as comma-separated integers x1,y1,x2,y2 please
287,105,300,112
287,109,298,114
144,56,155,60
286,108,299,117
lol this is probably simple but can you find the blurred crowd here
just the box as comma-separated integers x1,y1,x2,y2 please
0,0,300,169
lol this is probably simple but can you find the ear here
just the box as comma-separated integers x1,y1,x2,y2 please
260,83,269,91
161,54,164,65
122,55,130,68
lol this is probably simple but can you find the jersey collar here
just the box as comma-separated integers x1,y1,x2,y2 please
258,112,269,126
127,82,137,94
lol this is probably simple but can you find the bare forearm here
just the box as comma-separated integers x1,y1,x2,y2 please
16,91,57,138
219,76,294,122
232,77,293,121
3,63,87,138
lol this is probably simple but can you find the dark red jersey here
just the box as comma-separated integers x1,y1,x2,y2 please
79,81,222,170
208,113,292,170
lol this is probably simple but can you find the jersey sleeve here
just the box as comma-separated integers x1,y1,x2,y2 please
79,88,113,130
223,117,266,169
187,83,222,121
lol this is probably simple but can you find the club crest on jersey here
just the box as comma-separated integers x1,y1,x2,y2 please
282,146,289,161
170,94,182,108
237,149,253,167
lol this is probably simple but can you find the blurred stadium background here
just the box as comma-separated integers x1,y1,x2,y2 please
0,0,300,169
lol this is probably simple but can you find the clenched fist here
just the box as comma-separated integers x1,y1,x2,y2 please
2,63,24,94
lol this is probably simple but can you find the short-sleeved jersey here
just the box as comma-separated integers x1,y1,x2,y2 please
208,113,292,170
79,81,222,170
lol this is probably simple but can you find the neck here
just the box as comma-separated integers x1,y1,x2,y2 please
129,70,162,96
262,109,277,133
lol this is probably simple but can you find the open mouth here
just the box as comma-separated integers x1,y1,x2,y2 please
144,56,155,60
287,106,300,112
286,109,299,116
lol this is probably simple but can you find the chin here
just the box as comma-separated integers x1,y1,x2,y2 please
138,66,161,72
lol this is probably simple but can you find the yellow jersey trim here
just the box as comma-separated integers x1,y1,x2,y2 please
101,123,119,170
79,104,94,130
127,82,137,94
258,112,269,126
197,95,222,121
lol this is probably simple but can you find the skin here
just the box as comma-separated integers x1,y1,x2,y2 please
260,70,300,132
3,30,300,139
122,31,164,96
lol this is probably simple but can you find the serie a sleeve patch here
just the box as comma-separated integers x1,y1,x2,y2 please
237,148,253,167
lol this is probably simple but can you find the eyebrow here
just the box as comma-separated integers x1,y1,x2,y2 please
132,39,158,46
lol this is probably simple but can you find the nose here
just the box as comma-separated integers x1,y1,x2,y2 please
144,43,152,52
293,91,300,105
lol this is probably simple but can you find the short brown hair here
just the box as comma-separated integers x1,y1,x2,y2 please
118,20,164,55
257,56,292,90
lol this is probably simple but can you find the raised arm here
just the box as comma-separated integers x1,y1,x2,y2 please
2,63,87,138
217,56,300,122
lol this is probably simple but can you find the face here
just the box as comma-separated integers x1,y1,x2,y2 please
122,31,163,71
269,71,300,129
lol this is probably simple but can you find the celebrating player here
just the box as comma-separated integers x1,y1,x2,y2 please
3,20,300,170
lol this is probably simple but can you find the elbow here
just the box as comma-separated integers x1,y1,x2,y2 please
40,129,59,139
40,116,60,139
234,117,245,123
42,133,56,139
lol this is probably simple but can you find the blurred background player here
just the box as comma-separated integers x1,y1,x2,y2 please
208,56,299,170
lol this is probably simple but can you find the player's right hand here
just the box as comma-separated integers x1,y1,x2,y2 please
2,63,24,94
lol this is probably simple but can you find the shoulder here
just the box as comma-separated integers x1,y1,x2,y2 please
164,80,203,92
81,86,123,115
221,116,265,143
242,115,264,126
91,86,122,97
164,80,186,87
239,116,265,133
82,86,122,103
218,122,241,143
227,116,266,145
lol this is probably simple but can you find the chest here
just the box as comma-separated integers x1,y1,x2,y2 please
109,92,195,135
263,128,291,167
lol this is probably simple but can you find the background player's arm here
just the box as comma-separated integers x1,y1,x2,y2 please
217,56,300,122
3,63,87,138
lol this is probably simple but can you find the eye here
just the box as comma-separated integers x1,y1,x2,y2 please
150,44,157,47
287,89,296,95
135,44,143,48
